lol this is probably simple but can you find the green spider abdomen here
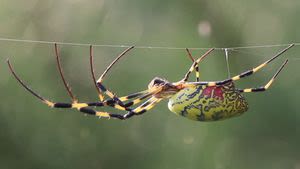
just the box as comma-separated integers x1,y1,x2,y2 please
168,82,249,121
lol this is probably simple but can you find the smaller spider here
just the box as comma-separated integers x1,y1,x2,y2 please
7,43,294,121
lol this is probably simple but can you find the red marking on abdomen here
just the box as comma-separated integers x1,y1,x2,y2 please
202,86,224,100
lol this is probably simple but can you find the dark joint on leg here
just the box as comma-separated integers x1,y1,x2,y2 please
138,109,147,114
252,88,266,92
79,107,96,115
126,92,143,99
88,102,104,107
124,101,134,107
54,103,72,108
240,70,253,78
97,83,107,92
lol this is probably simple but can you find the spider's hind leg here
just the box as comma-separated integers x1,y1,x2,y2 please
196,44,294,87
238,59,288,93
90,45,135,106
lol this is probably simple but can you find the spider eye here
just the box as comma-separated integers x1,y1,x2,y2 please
153,78,165,85
148,77,168,89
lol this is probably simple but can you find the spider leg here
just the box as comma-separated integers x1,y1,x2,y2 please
7,59,152,112
72,97,162,120
237,59,288,93
185,48,200,82
89,45,103,101
121,97,163,119
54,43,78,103
186,44,294,87
90,45,135,107
181,48,215,82
56,97,161,120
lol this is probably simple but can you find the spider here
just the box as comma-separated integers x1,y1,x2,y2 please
7,43,294,121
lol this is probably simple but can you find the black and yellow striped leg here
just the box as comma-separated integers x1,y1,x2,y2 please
122,97,162,119
90,45,135,106
182,48,214,82
188,44,294,87
195,65,200,82
52,95,160,120
185,48,201,82
79,97,162,120
98,90,154,111
7,59,152,112
7,59,101,110
96,83,126,107
237,59,288,93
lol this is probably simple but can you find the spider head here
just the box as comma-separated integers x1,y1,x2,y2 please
148,77,168,88
148,77,180,98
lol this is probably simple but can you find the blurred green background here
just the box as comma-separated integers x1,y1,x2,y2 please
0,0,299,169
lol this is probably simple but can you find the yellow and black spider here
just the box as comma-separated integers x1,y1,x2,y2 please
7,43,294,121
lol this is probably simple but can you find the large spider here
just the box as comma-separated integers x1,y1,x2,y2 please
7,44,294,121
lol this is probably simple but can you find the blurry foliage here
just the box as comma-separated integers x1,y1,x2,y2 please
0,0,299,169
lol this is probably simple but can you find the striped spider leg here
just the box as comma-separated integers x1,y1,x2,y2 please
89,45,170,119
183,44,294,92
7,44,165,119
181,48,215,82
7,45,157,119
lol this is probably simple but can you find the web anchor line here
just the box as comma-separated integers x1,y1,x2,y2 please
0,37,299,50
224,48,231,78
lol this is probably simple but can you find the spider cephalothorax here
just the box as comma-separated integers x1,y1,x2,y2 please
148,77,180,98
7,43,294,121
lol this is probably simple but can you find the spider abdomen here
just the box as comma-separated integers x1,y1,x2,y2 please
168,82,248,121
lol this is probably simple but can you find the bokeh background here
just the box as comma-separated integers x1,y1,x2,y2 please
0,0,299,169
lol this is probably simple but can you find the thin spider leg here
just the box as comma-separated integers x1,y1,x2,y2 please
185,48,201,82
74,97,162,120
237,59,288,93
91,90,154,109
7,59,97,109
89,45,134,106
89,45,103,101
119,90,153,107
185,44,294,87
90,47,150,107
181,48,215,82
97,46,135,83
54,43,78,102
122,97,163,119
7,59,152,112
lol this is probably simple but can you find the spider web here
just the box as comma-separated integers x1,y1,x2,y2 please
1,37,300,51
1,36,299,79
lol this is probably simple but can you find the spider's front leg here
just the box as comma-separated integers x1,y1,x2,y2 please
90,45,135,107
7,58,153,117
